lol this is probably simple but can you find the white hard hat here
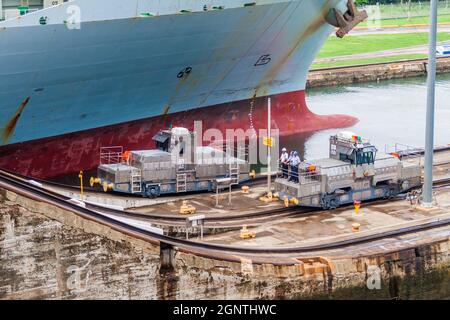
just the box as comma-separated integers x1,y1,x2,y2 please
282,148,287,152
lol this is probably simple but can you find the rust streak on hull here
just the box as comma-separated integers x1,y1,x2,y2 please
1,96,30,145
255,1,334,97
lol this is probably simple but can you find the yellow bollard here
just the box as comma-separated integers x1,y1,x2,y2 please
259,191,276,203
240,225,256,239
352,223,361,232
179,200,196,214
354,200,361,215
78,171,84,201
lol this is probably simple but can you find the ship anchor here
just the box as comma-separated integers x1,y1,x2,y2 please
327,0,368,38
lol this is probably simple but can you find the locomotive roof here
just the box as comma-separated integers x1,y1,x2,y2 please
131,150,171,157
308,152,399,170
308,158,348,169
152,131,171,143
98,163,136,172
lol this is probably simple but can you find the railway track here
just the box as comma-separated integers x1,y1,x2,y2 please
2,168,449,227
1,169,450,259
89,202,303,226
0,169,304,224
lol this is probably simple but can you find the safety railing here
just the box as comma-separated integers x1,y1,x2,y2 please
208,140,249,164
384,143,423,164
100,146,123,165
298,163,322,184
277,161,321,184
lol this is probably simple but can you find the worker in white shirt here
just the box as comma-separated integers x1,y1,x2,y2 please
289,151,301,183
279,147,289,178
287,151,294,180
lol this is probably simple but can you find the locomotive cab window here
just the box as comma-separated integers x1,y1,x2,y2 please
339,153,354,164
356,148,376,166
153,131,171,152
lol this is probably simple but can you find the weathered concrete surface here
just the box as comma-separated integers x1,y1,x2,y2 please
0,189,161,300
306,57,450,88
1,188,449,299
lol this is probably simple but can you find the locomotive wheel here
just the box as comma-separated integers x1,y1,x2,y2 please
146,186,159,199
329,199,339,210
388,187,398,199
321,194,339,210
381,186,391,199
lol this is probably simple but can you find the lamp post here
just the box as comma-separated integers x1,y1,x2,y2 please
422,0,438,207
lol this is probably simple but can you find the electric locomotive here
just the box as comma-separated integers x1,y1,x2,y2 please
274,132,422,209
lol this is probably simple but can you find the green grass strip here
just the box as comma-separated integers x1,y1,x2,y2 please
318,32,450,59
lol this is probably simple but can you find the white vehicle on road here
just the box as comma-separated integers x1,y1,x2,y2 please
437,45,450,56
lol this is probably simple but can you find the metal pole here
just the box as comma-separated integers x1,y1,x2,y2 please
78,170,84,201
267,97,271,194
423,0,438,207
216,187,219,207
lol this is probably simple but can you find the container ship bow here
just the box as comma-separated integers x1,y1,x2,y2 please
0,0,366,179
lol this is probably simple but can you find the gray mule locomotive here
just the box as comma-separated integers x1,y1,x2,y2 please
274,132,422,209
92,127,252,197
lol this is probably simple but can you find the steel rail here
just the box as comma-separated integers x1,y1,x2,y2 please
2,168,449,225
1,171,450,256
0,169,302,223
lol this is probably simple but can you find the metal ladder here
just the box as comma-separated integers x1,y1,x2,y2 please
130,169,142,194
229,162,239,185
176,173,187,193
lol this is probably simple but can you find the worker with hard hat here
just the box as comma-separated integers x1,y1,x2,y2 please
289,151,301,183
279,147,289,178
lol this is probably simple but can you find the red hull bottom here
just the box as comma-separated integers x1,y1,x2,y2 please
0,90,357,179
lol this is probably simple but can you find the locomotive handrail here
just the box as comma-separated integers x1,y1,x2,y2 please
100,146,124,165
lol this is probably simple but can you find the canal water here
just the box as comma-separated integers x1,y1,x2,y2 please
282,74,450,161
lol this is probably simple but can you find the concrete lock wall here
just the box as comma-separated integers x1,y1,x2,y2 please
306,58,450,89
1,188,449,299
